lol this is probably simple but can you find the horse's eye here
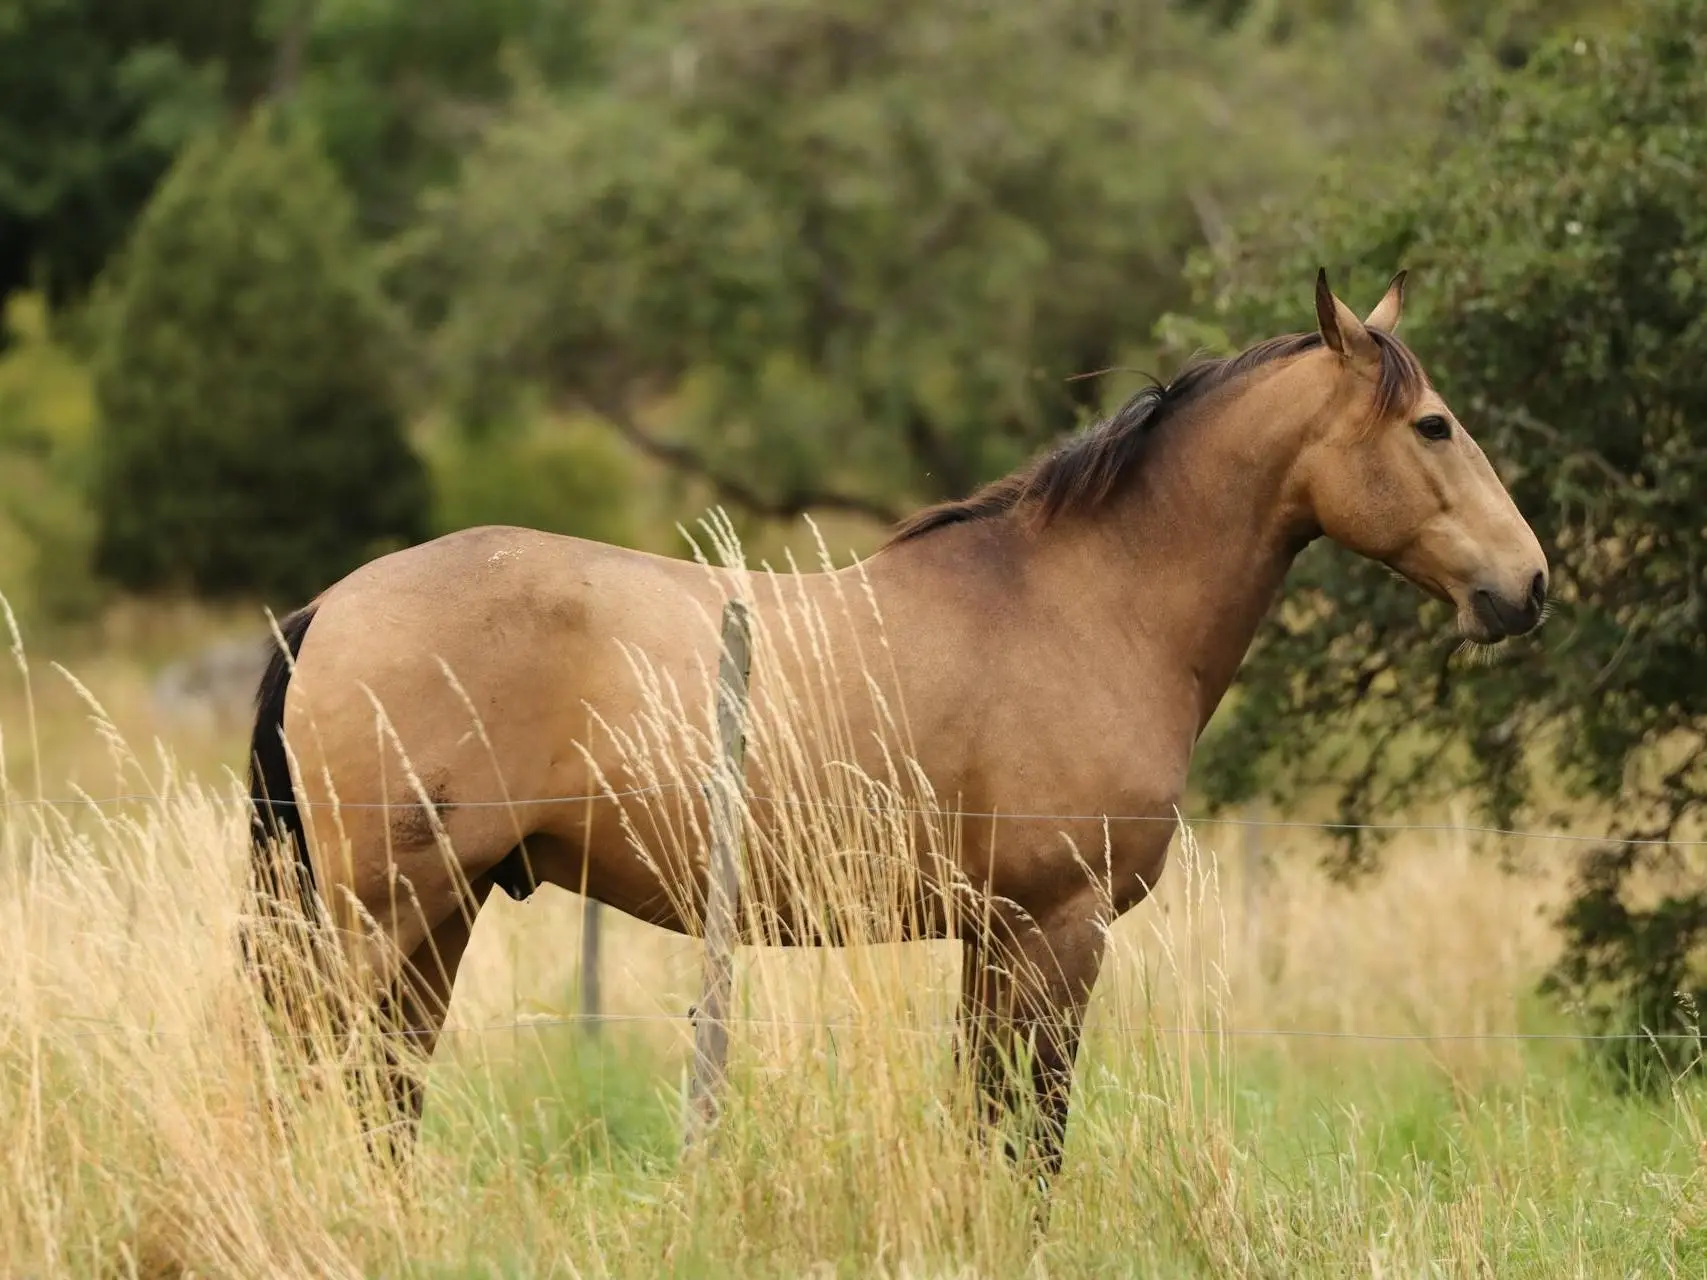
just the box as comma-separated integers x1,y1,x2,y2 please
1414,414,1452,442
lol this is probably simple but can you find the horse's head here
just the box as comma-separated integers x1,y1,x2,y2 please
1297,270,1547,644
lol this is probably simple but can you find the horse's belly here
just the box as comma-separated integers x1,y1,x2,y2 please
528,795,962,947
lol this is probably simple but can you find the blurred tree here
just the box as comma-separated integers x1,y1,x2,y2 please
0,0,611,314
0,0,270,310
400,0,1459,526
1179,0,1707,1080
1178,0,1627,65
91,114,429,604
0,292,104,623
290,0,601,238
423,406,640,549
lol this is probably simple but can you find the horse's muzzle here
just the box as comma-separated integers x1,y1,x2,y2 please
1470,571,1546,640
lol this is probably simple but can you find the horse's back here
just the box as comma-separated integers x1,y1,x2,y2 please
294,524,718,729
278,526,729,941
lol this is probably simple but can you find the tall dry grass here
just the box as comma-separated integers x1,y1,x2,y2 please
0,527,1701,1276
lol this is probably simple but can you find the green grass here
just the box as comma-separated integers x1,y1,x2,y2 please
383,1022,1707,1279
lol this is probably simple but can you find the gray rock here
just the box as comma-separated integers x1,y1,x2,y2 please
151,635,272,730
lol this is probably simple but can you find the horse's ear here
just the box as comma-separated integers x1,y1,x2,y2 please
1364,270,1407,334
1314,268,1380,365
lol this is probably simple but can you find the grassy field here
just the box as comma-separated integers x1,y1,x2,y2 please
1,591,1704,1279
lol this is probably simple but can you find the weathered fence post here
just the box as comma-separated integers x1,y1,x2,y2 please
579,899,602,1035
684,598,753,1150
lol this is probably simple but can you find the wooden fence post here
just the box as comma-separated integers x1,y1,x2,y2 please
579,899,602,1035
684,599,753,1150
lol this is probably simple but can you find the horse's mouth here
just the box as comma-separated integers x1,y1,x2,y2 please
1383,561,1511,644
1461,622,1509,647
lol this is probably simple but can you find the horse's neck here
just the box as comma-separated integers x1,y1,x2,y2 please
1062,378,1315,735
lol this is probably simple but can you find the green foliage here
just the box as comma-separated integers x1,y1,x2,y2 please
292,0,600,238
1183,0,1627,64
1182,0,1707,1071
0,293,104,623
91,114,429,605
424,408,639,549
0,0,610,311
402,0,1458,525
0,0,267,307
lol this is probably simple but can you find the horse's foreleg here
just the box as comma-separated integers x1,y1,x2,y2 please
958,903,1105,1195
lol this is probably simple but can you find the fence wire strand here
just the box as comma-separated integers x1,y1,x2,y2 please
10,782,1705,1051
2,781,1704,848
47,1009,1706,1046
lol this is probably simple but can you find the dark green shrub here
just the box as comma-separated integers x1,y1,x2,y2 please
1182,0,1707,1082
425,410,638,549
92,113,429,605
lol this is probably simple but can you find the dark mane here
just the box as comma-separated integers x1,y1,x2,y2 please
883,328,1426,547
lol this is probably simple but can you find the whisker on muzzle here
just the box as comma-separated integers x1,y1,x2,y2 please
1451,633,1502,668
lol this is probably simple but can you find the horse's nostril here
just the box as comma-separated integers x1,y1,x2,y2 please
1528,571,1547,609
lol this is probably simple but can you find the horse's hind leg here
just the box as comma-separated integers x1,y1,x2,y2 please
372,868,499,1161
958,902,1105,1199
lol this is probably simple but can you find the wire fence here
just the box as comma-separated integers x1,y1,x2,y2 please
9,780,1705,1052
48,1009,1707,1046
1,780,1703,848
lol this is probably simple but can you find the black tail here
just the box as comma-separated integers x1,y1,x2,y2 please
249,604,320,915
245,606,324,1030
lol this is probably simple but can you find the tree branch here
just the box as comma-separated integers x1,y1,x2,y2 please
585,396,903,527
1489,404,1634,491
266,1,317,105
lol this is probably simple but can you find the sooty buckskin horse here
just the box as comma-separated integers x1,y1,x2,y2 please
247,271,1547,1190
